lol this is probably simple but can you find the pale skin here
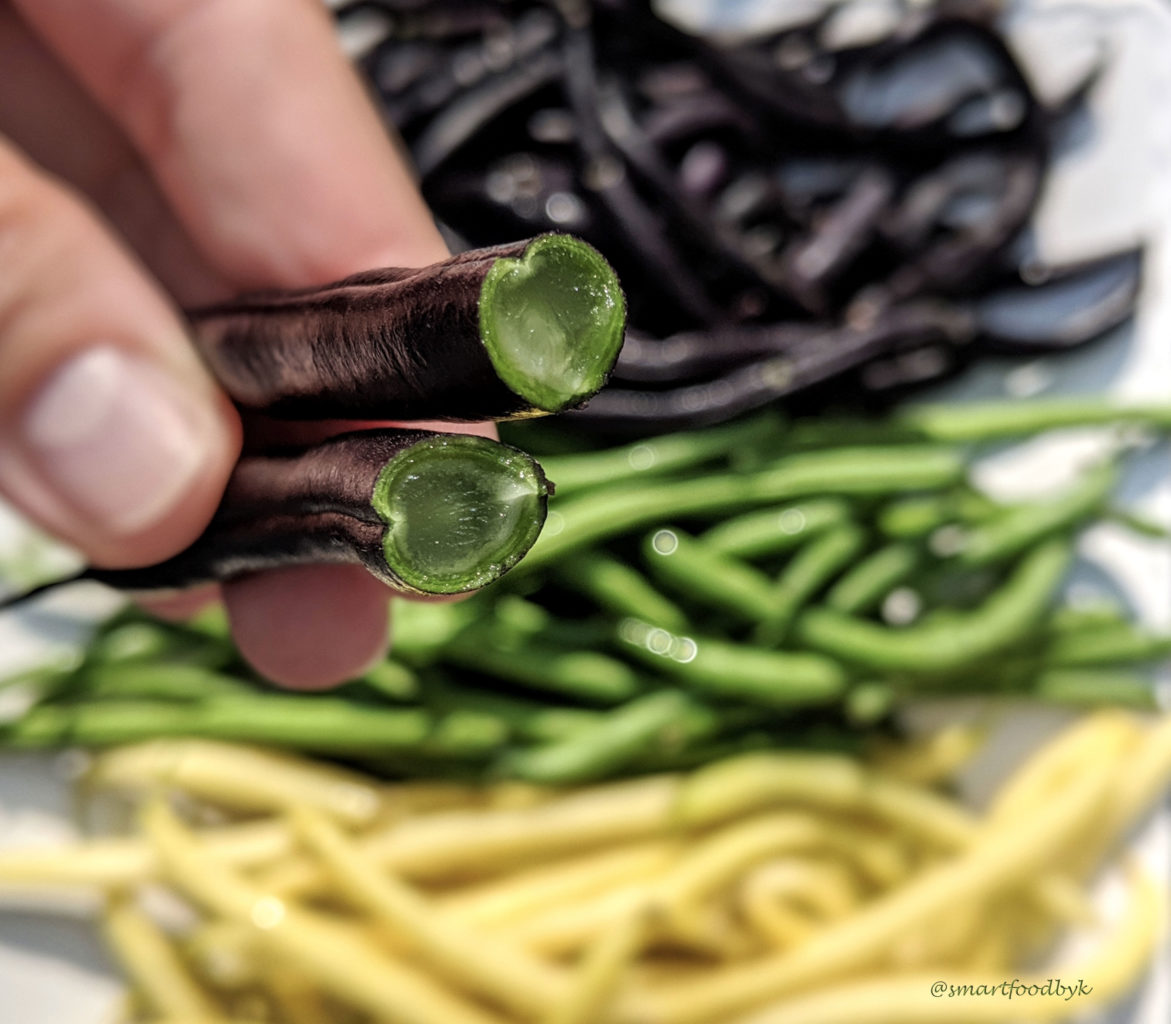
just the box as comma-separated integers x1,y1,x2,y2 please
0,0,493,688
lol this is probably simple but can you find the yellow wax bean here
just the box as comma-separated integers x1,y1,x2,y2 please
673,753,976,847
657,900,758,960
504,883,651,956
654,813,843,909
142,801,510,1024
740,896,820,949
740,859,861,925
102,894,223,1022
289,805,569,1020
722,869,1163,1024
541,905,649,1024
870,723,988,787
183,921,261,990
87,740,383,825
618,761,1110,1024
265,774,680,893
988,711,1139,825
673,753,1090,926
504,814,853,957
266,967,337,1024
1104,713,1171,846
0,819,291,892
439,841,682,928
963,915,1016,972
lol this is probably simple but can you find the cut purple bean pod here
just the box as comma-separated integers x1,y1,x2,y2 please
878,151,1043,302
561,25,728,326
594,76,786,305
974,248,1143,352
779,167,895,314
834,16,1032,139
411,47,565,176
188,234,626,421
572,303,975,432
612,324,826,385
76,430,552,598
378,7,561,132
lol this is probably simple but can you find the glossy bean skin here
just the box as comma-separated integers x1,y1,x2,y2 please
753,524,868,646
792,540,1073,674
617,620,849,710
521,446,963,571
825,542,922,615
557,552,691,634
954,461,1116,568
701,500,855,560
643,528,779,623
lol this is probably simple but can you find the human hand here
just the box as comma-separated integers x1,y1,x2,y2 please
0,0,478,688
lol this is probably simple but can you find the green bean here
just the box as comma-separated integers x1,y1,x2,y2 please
792,539,1073,673
0,697,435,753
426,710,512,757
739,446,963,499
779,418,915,449
556,552,690,633
754,524,868,645
489,594,551,634
487,596,610,651
500,691,716,784
1106,507,1171,539
359,660,420,701
523,446,964,571
889,634,1164,701
643,528,777,622
88,621,188,663
1046,604,1130,633
75,663,255,702
1028,669,1158,710
628,733,776,774
700,500,853,559
629,725,867,774
387,599,478,664
1045,624,1171,667
87,617,235,670
0,655,80,697
898,399,1171,442
825,543,922,615
877,490,1001,540
536,411,781,493
183,603,232,641
444,630,642,704
422,679,603,743
954,461,1116,567
616,619,848,709
521,709,609,744
877,495,948,539
844,682,897,725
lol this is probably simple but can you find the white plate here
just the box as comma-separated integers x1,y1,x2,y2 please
2,2,1170,1021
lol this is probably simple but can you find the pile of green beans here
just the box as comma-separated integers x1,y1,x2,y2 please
2,400,1168,784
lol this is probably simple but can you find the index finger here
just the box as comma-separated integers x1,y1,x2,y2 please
13,0,449,285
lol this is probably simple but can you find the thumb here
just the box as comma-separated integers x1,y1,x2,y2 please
0,138,240,568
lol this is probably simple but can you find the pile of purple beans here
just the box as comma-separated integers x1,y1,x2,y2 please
337,0,1142,432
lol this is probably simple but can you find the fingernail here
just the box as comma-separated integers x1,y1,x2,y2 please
20,346,215,536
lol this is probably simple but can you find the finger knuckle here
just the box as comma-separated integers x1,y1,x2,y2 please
0,144,93,330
